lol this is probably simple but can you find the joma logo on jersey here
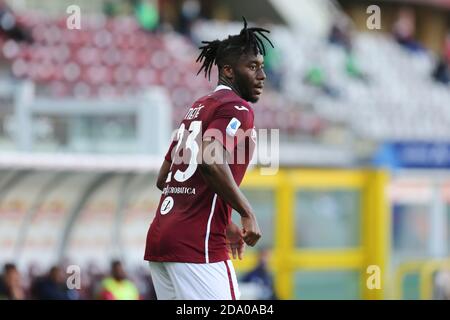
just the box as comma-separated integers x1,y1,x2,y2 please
234,105,249,112
184,105,204,120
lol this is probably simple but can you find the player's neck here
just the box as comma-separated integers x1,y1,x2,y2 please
218,75,242,98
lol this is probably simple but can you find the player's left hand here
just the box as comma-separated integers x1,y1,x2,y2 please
226,222,245,260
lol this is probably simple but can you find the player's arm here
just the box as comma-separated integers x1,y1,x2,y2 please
198,139,261,247
156,159,171,191
156,137,178,191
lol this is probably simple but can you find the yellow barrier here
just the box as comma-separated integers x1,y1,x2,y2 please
394,260,426,299
420,259,450,300
233,168,389,299
395,259,450,300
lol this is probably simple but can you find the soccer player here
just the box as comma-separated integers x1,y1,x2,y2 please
144,17,273,300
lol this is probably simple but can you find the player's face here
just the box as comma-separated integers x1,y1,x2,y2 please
233,53,266,103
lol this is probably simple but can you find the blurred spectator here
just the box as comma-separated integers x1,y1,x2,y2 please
30,265,79,300
23,263,42,298
0,263,25,300
328,20,352,52
0,0,32,43
392,7,423,53
264,37,283,90
434,267,450,300
141,273,157,300
130,0,160,32
328,20,368,83
445,33,450,64
345,53,369,83
97,260,140,300
304,66,340,98
103,0,119,17
83,262,104,300
240,248,277,300
133,265,157,300
178,0,201,40
27,263,42,281
432,56,450,85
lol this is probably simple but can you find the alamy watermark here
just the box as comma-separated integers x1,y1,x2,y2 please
366,5,381,30
167,123,279,176
66,5,81,30
66,264,81,290
366,265,381,290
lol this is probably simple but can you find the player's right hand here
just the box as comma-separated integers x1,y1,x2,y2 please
241,214,261,247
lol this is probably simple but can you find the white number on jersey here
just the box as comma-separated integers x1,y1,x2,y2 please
172,121,202,183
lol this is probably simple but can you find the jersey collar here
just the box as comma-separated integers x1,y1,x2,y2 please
214,85,232,92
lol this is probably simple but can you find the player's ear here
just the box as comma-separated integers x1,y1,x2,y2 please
222,64,234,80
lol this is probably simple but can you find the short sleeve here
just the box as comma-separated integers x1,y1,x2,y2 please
204,102,254,153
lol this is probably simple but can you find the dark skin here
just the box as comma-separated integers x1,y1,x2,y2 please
219,52,266,103
156,52,266,255
111,263,127,281
3,267,25,300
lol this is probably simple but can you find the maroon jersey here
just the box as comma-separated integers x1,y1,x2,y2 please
144,86,256,263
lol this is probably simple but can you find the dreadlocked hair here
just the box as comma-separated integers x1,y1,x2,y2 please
196,17,274,81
